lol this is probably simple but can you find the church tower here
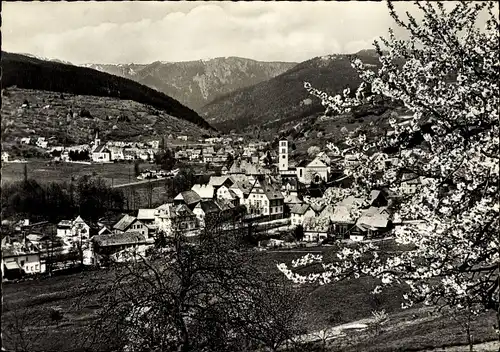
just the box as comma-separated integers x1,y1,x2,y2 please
94,129,101,147
278,140,288,172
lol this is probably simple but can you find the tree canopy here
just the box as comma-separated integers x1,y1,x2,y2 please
279,0,499,330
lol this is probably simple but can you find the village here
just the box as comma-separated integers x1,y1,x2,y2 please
1,128,424,281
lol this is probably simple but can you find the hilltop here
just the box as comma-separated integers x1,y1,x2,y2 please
1,52,214,132
200,50,382,133
82,57,297,110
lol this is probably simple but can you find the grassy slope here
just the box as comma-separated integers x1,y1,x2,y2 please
1,88,211,145
2,245,496,352
1,52,214,131
1,160,152,186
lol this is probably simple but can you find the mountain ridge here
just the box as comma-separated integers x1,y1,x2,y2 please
199,50,382,133
81,57,297,110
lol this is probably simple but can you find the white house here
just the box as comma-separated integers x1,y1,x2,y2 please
246,177,284,218
290,204,315,226
113,214,149,238
1,152,10,162
192,200,221,228
216,185,240,207
2,240,45,279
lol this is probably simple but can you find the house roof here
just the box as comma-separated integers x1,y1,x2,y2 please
290,203,310,215
310,203,326,214
402,173,421,184
57,220,72,228
191,184,215,199
175,203,196,217
284,194,302,204
296,159,311,168
356,207,390,231
198,200,221,214
113,214,137,231
137,209,156,221
175,190,202,205
208,176,232,187
93,232,147,247
259,177,284,200
93,144,110,154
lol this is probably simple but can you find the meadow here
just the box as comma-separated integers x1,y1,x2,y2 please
1,160,154,187
2,245,497,352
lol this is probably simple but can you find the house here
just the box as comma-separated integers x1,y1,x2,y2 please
56,220,73,238
92,232,150,266
72,215,91,241
155,203,199,236
2,240,45,280
113,214,149,238
216,185,240,207
193,200,221,228
329,196,365,237
92,144,112,163
190,150,202,161
203,153,214,163
229,176,253,204
400,173,421,194
174,190,202,209
303,215,330,242
20,137,31,145
246,176,284,219
2,152,9,163
281,177,304,197
191,184,215,200
353,207,391,241
290,204,315,226
137,209,156,226
109,147,125,161
208,175,234,190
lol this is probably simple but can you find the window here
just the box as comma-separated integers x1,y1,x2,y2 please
20,260,25,266
299,169,303,177
282,155,286,159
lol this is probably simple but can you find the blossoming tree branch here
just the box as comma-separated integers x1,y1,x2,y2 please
278,0,499,325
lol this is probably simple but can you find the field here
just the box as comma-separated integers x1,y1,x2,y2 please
2,245,497,352
1,160,153,187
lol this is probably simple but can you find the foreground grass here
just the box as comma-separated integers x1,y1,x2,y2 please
2,247,497,351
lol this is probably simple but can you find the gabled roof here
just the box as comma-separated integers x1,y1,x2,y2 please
296,159,311,168
208,176,233,187
290,203,310,215
93,232,147,247
198,200,221,214
356,207,390,231
174,190,202,205
191,184,215,199
137,209,156,221
284,194,302,204
93,144,111,154
310,203,326,214
113,214,138,231
57,220,72,228
175,203,196,217
258,177,284,200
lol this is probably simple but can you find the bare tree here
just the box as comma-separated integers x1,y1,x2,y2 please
85,215,305,352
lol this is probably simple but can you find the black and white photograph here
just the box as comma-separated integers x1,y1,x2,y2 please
1,1,499,351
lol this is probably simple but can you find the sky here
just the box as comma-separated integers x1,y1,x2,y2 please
2,1,491,65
